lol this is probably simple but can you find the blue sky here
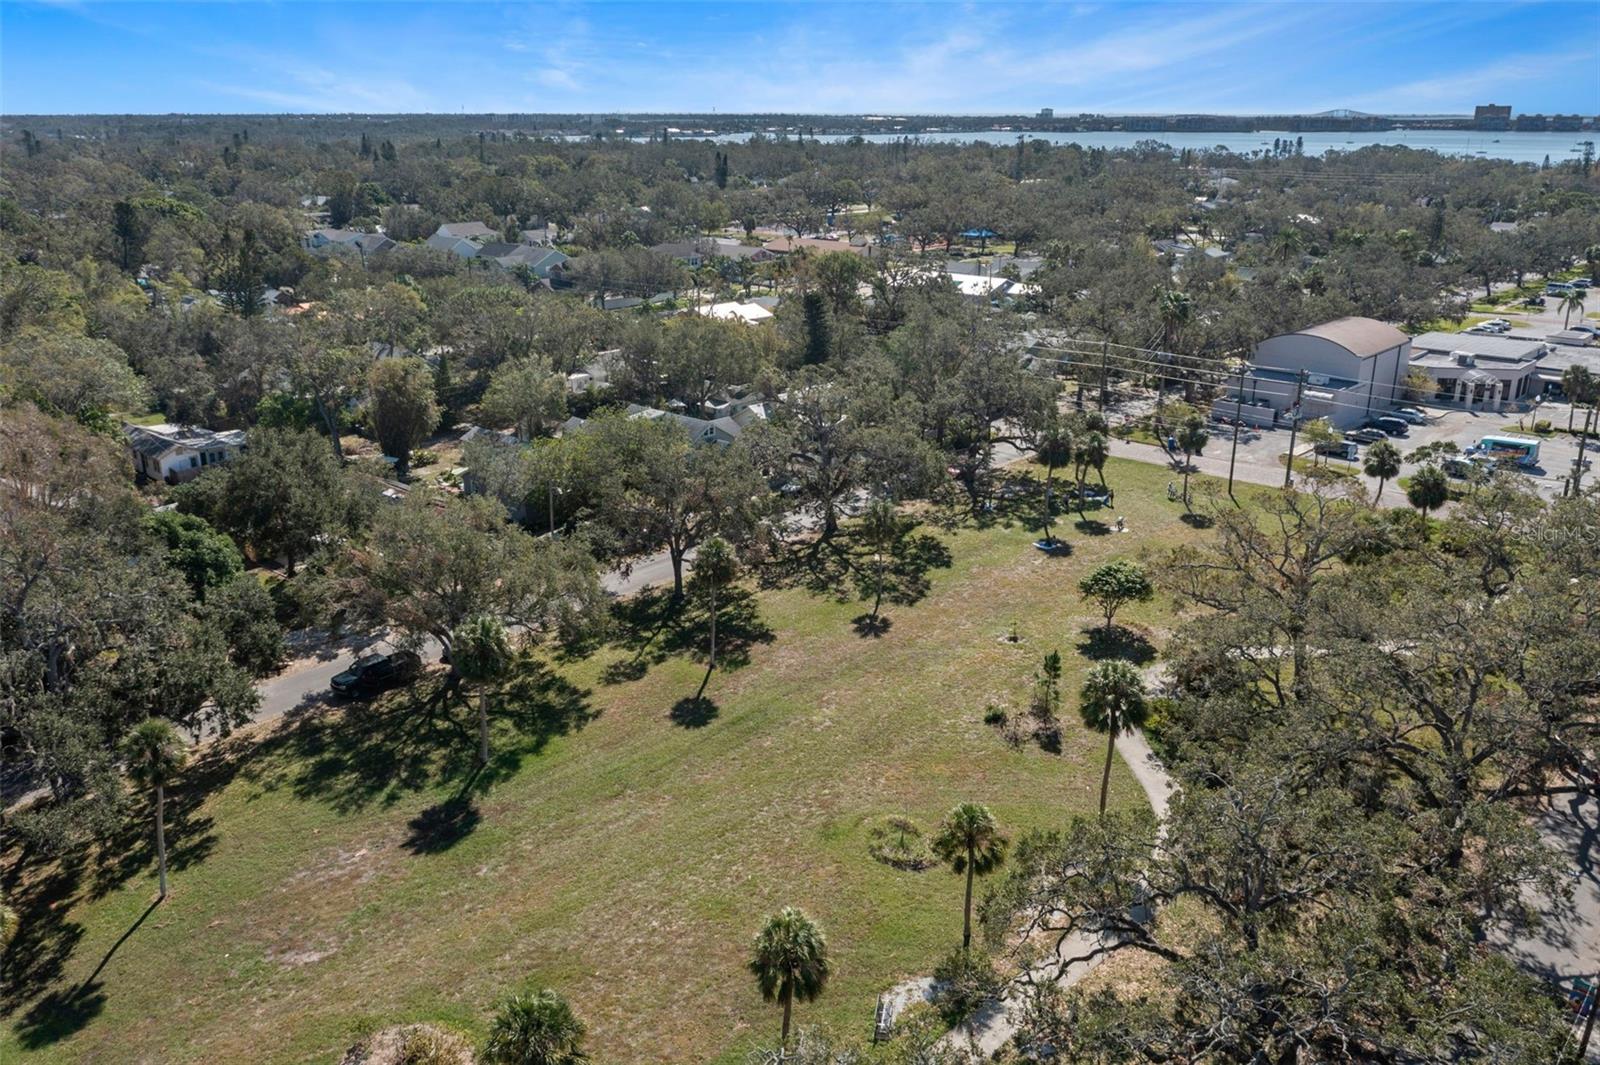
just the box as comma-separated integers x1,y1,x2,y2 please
3,1,1597,116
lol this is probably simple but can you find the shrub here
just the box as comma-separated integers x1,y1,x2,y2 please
982,704,1007,726
337,1023,473,1065
867,815,935,871
1533,419,1552,434
931,948,1004,1027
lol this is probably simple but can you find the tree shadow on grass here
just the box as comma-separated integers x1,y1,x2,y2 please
1179,512,1215,529
12,980,105,1051
243,659,593,816
1077,624,1159,665
0,847,88,1020
601,585,773,685
402,792,482,855
1074,519,1112,536
669,695,719,728
851,612,895,638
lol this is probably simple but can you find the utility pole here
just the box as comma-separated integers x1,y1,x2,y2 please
1099,341,1110,411
1228,360,1247,502
1282,369,1309,489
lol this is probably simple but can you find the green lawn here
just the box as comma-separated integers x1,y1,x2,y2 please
4,459,1203,1065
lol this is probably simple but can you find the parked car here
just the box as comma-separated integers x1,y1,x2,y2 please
1522,296,1546,308
1571,277,1593,289
1344,427,1387,445
1547,282,1574,295
1466,324,1496,335
1314,440,1360,461
1483,318,1511,331
330,650,422,698
1571,325,1600,337
1390,407,1428,425
1443,456,1491,479
1368,416,1410,437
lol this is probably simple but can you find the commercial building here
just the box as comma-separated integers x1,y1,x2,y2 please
1219,317,1411,429
1474,104,1512,131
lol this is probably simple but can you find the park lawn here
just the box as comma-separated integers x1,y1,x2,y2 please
4,458,1202,1065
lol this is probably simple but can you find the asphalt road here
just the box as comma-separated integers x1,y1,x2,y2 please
1499,795,1600,1059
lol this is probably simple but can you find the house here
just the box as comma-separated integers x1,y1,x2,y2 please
698,300,774,324
624,403,745,446
434,221,498,241
650,238,770,268
565,349,621,394
425,233,482,258
303,228,396,258
478,243,571,278
1221,317,1412,429
519,222,561,246
762,236,867,257
126,423,246,483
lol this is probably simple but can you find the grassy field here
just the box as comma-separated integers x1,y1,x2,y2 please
4,458,1205,1065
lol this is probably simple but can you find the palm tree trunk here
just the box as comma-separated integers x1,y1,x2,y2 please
708,584,717,672
781,983,793,1046
1100,727,1115,815
477,689,490,766
963,851,975,950
872,556,885,625
1043,466,1054,541
155,782,168,899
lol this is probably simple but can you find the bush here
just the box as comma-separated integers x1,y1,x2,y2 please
867,815,935,871
1533,419,1552,434
930,948,1003,1027
337,1023,473,1065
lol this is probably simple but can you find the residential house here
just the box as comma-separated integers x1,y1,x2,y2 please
303,228,395,258
624,403,745,446
650,238,771,268
698,300,774,324
565,349,621,394
126,423,246,483
478,243,570,279
762,236,868,256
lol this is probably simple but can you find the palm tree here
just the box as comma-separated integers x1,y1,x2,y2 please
1270,226,1307,264
1561,289,1588,329
857,499,904,630
452,615,513,767
482,988,588,1065
1363,439,1402,505
1174,414,1209,509
690,536,739,698
1034,421,1074,543
1563,365,1596,432
930,803,1008,950
1155,289,1193,405
1082,431,1110,494
120,718,187,899
749,907,830,1048
1406,463,1450,515
1078,661,1149,816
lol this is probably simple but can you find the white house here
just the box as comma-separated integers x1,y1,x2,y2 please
1222,317,1412,430
126,423,246,483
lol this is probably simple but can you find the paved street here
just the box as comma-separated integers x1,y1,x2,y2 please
1499,795,1600,1060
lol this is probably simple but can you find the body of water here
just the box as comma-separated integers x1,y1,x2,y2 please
647,128,1596,165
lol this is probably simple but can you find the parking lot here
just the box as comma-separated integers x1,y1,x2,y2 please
1201,401,1592,501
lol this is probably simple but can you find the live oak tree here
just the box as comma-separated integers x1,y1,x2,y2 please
572,412,764,599
367,356,439,479
479,356,568,441
3,407,258,851
174,427,370,577
340,491,606,666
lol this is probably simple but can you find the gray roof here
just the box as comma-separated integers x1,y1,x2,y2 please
1409,332,1547,363
1286,317,1410,357
436,221,497,240
125,423,245,459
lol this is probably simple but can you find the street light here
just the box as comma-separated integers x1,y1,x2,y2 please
548,483,564,538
